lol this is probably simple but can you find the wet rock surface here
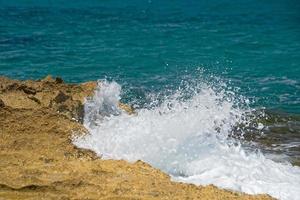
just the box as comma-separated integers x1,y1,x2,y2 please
0,76,274,200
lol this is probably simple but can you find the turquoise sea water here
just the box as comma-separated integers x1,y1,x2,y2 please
1,1,300,199
0,0,299,113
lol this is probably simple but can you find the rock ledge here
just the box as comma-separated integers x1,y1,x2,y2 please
0,76,274,200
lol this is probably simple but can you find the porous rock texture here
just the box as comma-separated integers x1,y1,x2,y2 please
0,76,274,200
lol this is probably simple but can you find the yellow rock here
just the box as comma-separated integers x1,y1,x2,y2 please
119,102,136,115
0,76,274,200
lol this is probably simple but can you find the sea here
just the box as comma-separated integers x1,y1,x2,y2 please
0,1,300,199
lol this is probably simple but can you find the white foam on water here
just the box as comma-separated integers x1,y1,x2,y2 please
74,80,300,200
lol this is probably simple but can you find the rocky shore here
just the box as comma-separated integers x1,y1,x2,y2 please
0,76,273,200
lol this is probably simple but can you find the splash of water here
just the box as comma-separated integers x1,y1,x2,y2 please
74,80,300,200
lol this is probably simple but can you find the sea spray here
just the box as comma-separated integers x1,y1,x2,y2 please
74,80,300,200
83,80,122,128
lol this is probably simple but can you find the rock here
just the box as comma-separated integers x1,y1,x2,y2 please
42,75,55,83
48,91,85,122
80,81,97,91
0,99,5,108
53,91,70,104
18,84,37,95
55,77,64,84
118,102,135,115
0,76,273,200
0,77,95,122
27,95,41,104
5,82,19,91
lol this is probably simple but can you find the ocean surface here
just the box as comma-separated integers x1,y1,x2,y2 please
1,1,300,199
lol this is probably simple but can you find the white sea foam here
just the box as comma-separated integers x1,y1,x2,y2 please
74,80,300,200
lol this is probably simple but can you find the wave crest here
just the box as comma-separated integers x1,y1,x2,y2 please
74,79,300,200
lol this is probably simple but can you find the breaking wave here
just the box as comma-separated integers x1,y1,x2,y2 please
74,79,300,200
